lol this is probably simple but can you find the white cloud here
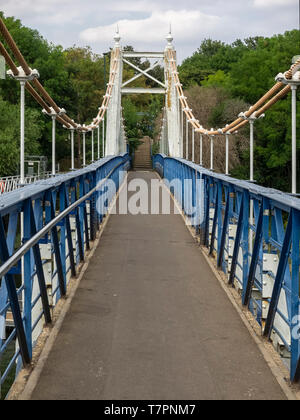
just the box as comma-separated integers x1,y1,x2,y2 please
0,0,297,62
0,0,84,25
108,0,161,13
254,0,295,7
0,0,69,15
80,9,221,45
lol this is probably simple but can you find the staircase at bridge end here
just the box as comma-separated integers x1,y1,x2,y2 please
133,137,153,170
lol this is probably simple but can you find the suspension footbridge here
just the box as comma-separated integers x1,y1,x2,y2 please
0,17,299,400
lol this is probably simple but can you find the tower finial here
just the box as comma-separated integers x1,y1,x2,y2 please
114,25,121,46
166,23,173,47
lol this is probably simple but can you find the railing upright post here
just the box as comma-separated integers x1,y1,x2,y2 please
249,120,254,182
83,130,86,167
52,115,56,176
209,131,215,171
210,137,213,170
7,67,39,185
43,107,67,177
192,127,195,163
291,85,298,195
71,128,75,171
226,134,230,175
91,128,95,163
181,105,184,158
200,134,203,166
186,117,189,160
97,125,100,160
20,81,25,185
276,71,300,195
239,112,264,183
102,116,105,157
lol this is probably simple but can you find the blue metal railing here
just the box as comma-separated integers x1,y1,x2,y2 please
0,154,130,398
153,154,300,382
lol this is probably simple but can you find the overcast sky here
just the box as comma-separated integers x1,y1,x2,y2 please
0,0,298,62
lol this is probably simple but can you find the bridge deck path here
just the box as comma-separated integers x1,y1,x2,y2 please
30,172,285,400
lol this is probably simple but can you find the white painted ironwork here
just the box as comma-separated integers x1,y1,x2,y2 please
164,30,182,158
0,173,52,195
7,66,39,184
105,29,124,157
276,70,300,194
239,112,265,183
105,28,181,159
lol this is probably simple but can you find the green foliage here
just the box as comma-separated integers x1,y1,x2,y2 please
0,14,108,172
202,70,231,89
229,31,300,103
151,141,160,156
63,46,105,123
123,95,163,155
179,38,253,88
0,12,298,192
0,97,42,176
179,30,300,192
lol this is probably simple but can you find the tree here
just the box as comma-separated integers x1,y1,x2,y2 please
179,30,300,192
0,97,43,176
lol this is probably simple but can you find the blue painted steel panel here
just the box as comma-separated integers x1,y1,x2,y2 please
153,154,300,382
0,154,130,398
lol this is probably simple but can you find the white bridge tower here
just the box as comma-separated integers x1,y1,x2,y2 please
105,29,182,158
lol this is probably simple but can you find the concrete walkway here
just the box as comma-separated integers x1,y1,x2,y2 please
30,172,285,400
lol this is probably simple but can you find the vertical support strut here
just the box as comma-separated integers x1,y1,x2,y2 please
52,115,56,176
6,68,39,185
226,134,229,175
291,85,297,195
250,120,254,183
210,135,214,171
192,127,195,163
71,129,75,171
200,134,203,166
20,81,25,185
97,125,100,160
83,131,86,167
91,129,94,163
102,117,105,158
